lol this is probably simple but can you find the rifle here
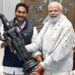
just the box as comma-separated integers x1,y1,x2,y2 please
0,14,39,75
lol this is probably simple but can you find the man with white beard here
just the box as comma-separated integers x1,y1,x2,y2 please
25,2,75,75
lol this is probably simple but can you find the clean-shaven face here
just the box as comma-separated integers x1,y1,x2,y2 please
15,6,28,23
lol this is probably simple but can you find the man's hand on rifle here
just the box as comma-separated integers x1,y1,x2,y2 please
30,63,44,75
35,62,44,73
1,38,11,47
30,55,44,75
34,54,43,62
1,38,16,53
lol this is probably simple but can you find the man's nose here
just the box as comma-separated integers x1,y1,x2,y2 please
19,12,24,16
51,11,55,14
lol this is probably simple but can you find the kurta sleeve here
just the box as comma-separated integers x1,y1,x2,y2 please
31,27,41,57
31,27,38,42
25,22,49,52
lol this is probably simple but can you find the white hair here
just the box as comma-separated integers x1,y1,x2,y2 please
48,1,63,11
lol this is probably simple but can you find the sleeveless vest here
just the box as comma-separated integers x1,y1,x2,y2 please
3,19,34,67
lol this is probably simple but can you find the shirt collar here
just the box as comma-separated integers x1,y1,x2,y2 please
20,21,26,29
15,20,26,30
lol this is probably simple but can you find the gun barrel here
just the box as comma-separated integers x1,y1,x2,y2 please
0,14,10,31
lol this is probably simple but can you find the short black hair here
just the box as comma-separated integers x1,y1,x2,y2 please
15,3,28,13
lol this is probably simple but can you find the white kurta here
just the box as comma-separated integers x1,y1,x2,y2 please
26,14,75,75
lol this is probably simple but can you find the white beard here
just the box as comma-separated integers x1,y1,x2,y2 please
49,15,60,24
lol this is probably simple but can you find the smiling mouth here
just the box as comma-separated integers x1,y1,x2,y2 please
51,15,57,18
18,17,24,19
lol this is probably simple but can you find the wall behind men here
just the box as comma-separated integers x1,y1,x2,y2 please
0,0,3,13
62,0,75,29
0,0,20,26
3,0,20,20
0,0,3,25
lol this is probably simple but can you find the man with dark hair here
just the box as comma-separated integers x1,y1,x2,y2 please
0,3,38,75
